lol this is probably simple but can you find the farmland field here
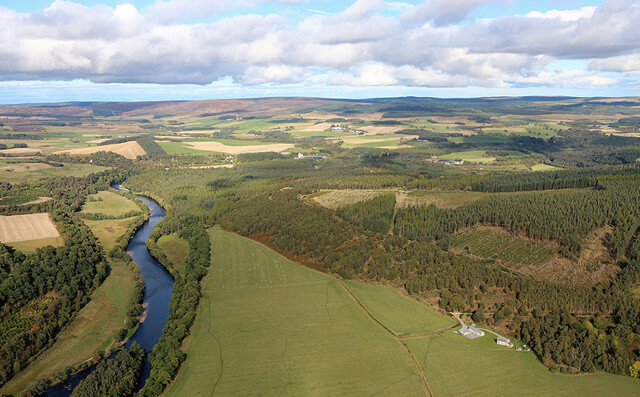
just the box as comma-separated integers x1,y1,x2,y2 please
58,141,146,159
157,234,189,272
165,228,424,396
0,213,59,243
0,163,108,183
407,332,640,396
344,281,457,336
82,191,140,217
453,228,553,266
440,150,496,162
6,236,64,252
185,141,294,154
0,259,138,395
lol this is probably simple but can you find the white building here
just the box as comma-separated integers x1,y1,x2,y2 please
496,336,514,348
458,324,485,339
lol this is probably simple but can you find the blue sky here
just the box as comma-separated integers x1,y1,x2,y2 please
0,0,638,103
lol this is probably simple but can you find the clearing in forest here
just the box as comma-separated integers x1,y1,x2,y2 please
157,234,189,272
311,189,386,209
407,332,640,396
165,229,424,396
0,259,138,395
59,141,146,159
83,217,139,251
440,150,496,163
452,228,553,267
0,213,59,243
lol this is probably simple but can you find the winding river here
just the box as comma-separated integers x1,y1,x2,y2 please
45,185,174,396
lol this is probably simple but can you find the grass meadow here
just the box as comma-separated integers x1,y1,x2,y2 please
165,228,424,396
0,260,137,395
344,281,457,336
408,332,640,396
82,191,140,217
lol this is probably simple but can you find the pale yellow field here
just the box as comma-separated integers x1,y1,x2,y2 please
59,141,146,159
0,213,60,242
360,126,403,134
185,141,294,154
301,122,333,131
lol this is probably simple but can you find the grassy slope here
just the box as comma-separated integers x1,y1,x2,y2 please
345,281,457,336
83,191,140,217
1,260,137,395
165,229,423,396
157,234,189,272
408,333,640,396
440,150,496,162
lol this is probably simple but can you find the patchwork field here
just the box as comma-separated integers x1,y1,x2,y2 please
344,281,457,336
165,229,424,396
0,213,59,243
407,333,640,396
0,259,138,395
58,141,146,159
83,191,140,217
157,234,189,272
185,141,294,154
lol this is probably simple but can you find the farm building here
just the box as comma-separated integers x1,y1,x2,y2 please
496,336,514,348
458,324,485,339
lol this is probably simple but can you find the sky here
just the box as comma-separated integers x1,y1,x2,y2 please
0,0,638,103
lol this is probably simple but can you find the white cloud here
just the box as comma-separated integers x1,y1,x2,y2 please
0,0,637,91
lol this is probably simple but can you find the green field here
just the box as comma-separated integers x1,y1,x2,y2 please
344,281,457,336
0,163,108,183
440,150,496,163
453,228,553,266
0,260,137,395
5,236,64,252
165,229,424,396
156,141,216,155
157,234,189,272
408,333,640,396
531,163,562,171
82,191,140,217
402,190,493,209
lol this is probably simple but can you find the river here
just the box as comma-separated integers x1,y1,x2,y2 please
45,185,174,395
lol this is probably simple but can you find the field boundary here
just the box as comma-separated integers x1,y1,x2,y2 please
339,280,433,397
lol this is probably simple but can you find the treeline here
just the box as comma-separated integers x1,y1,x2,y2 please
471,165,640,192
139,222,210,396
71,342,146,397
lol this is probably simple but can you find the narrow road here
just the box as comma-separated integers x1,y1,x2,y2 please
338,280,434,397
